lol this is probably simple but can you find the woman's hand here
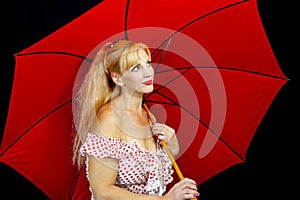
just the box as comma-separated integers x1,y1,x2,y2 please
151,122,179,158
151,123,175,144
163,178,199,200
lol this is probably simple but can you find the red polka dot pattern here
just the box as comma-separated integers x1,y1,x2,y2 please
80,133,174,196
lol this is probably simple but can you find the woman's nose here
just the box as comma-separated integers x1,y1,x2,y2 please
143,66,153,77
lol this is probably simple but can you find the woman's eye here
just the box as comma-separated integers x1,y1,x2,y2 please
146,61,151,67
130,64,141,72
129,61,151,72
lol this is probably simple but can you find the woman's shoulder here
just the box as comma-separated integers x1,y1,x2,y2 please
92,104,121,139
97,103,114,120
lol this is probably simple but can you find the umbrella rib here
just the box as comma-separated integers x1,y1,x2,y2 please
154,65,288,80
0,99,72,157
146,67,192,100
153,37,173,73
15,51,93,63
144,100,176,107
70,165,85,199
124,0,131,40
217,66,289,80
176,0,249,36
151,0,249,56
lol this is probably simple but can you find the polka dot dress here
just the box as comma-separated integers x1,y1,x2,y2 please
80,132,174,199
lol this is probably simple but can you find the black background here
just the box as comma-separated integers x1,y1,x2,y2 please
0,0,297,199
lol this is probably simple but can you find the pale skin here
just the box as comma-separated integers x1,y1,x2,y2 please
88,49,199,200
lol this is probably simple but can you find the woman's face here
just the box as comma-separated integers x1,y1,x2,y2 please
121,49,154,94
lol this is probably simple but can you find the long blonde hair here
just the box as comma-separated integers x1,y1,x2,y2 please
72,40,151,167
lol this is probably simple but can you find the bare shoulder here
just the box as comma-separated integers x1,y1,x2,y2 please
91,104,120,138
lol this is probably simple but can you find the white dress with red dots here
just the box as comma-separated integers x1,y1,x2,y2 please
80,132,174,199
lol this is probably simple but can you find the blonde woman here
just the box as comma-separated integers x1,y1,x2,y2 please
72,40,199,200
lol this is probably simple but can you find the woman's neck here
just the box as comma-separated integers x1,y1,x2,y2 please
116,92,144,112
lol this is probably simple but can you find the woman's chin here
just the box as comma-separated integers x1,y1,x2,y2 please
141,85,154,94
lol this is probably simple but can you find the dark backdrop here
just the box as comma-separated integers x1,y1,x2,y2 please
0,0,297,199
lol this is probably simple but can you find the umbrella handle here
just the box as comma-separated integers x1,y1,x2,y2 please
160,140,197,200
160,140,184,180
143,103,197,200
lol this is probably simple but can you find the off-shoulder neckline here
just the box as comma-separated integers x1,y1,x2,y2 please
87,132,160,154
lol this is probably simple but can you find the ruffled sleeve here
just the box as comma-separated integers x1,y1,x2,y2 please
80,132,124,160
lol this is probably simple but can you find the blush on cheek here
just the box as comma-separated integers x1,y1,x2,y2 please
123,73,145,87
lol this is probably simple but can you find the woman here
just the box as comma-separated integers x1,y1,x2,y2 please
72,39,199,199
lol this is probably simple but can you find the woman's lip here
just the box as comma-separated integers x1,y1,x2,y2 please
143,80,153,85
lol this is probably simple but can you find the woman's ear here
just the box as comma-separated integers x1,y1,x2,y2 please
111,72,125,86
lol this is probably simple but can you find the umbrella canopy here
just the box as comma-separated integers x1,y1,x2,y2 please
0,0,288,199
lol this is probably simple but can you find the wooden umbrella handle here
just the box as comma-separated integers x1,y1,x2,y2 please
160,140,197,200
143,104,197,200
160,140,184,180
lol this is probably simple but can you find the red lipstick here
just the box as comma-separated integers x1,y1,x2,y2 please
143,80,153,85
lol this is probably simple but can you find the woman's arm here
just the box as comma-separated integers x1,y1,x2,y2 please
88,156,198,200
88,156,163,200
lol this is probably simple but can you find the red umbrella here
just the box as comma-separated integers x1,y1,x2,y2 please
0,0,288,199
